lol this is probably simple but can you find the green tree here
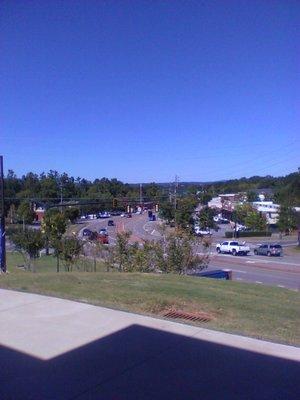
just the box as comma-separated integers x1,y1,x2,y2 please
175,198,196,230
198,192,213,205
64,207,80,223
60,237,82,271
41,210,67,271
247,191,258,202
17,201,36,227
10,228,45,271
277,205,297,234
159,202,175,224
164,231,208,274
234,203,255,225
196,206,216,230
144,182,161,199
113,231,132,271
244,211,266,231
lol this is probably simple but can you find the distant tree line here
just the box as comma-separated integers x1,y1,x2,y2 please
180,170,300,206
4,170,166,217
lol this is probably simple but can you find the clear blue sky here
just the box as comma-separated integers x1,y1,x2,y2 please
1,0,299,183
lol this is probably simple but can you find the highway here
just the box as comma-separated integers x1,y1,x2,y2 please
79,213,300,291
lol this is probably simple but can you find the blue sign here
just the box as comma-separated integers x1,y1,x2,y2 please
193,269,232,280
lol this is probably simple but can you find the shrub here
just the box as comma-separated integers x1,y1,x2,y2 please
225,231,272,238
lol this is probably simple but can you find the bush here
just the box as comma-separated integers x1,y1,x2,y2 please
225,231,272,238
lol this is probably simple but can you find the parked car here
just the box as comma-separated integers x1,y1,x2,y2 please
194,227,211,237
99,228,107,235
97,232,109,244
108,220,114,226
254,243,282,257
110,211,122,216
213,216,229,224
82,228,93,237
219,218,229,224
216,241,250,256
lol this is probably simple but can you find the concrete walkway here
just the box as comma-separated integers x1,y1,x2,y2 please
0,289,299,399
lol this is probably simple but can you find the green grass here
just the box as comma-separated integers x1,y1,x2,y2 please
1,252,299,346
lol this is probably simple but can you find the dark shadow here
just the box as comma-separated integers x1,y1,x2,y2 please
1,324,299,399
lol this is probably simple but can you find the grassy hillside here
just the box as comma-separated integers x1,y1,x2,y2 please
1,253,299,346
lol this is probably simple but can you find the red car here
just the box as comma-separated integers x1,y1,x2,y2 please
97,233,109,244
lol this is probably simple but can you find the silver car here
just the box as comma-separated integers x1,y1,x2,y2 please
254,243,282,257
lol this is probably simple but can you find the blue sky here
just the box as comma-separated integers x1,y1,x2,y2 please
1,0,299,182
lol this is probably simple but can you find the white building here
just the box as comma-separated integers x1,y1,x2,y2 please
207,196,222,210
252,201,280,225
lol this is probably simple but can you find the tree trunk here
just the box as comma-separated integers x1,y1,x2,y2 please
45,238,49,256
56,255,60,273
31,257,35,273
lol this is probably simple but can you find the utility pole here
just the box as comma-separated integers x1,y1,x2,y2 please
139,183,143,206
0,156,6,272
174,175,179,228
169,184,172,203
60,180,63,213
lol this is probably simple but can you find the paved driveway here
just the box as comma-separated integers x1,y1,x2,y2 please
0,289,299,399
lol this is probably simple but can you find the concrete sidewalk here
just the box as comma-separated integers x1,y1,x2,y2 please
0,289,299,399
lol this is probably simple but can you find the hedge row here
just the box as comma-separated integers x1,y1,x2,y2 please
225,231,272,238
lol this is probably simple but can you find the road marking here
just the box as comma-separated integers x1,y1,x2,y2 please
246,261,255,264
214,253,300,267
277,285,285,288
151,230,156,235
143,223,151,232
236,278,243,281
255,281,263,284
234,270,247,274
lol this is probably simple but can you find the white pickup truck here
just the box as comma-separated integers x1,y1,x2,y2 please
216,241,250,256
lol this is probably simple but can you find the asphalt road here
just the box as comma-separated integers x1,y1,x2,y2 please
207,255,300,291
80,213,300,291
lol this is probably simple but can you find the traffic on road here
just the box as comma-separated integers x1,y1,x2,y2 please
76,210,300,291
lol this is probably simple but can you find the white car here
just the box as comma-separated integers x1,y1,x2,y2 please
216,241,250,256
194,226,211,236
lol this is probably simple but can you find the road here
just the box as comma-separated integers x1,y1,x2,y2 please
79,213,300,291
207,254,300,291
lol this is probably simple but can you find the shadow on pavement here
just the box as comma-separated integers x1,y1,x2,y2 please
1,324,299,399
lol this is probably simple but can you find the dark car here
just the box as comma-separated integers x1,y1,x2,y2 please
82,228,93,237
254,243,282,257
111,211,122,216
126,213,132,218
108,220,114,226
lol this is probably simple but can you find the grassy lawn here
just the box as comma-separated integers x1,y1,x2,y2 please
284,245,300,256
1,252,299,346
